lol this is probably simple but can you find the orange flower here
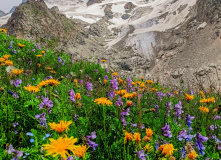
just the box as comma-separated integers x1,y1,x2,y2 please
143,136,151,142
4,60,13,66
3,55,11,60
18,43,25,47
42,51,45,54
199,106,209,113
199,91,204,96
118,78,123,84
103,79,107,84
0,57,5,62
188,150,198,159
124,132,133,143
45,67,52,70
75,93,81,99
101,59,106,62
37,63,41,68
145,128,153,138
200,97,215,103
74,145,89,158
12,69,23,75
74,79,78,83
146,80,154,84
94,97,113,106
36,55,43,58
113,72,118,76
150,108,155,112
24,85,40,93
151,88,158,92
0,28,7,34
141,77,144,80
49,120,72,133
133,132,141,143
185,94,194,101
50,71,56,74
116,90,127,95
126,101,132,107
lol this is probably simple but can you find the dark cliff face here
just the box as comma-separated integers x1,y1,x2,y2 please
196,0,221,23
87,0,104,6
2,0,88,47
0,10,6,17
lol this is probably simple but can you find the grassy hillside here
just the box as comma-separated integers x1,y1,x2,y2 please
0,28,221,160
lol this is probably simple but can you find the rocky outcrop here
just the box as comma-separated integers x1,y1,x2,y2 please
124,2,136,12
87,0,104,6
0,11,5,17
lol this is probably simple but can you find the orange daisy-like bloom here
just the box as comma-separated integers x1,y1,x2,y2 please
145,80,154,84
12,69,23,75
145,128,153,138
74,79,78,83
199,91,204,96
150,108,156,112
45,79,60,86
0,57,5,62
103,79,107,84
100,59,106,62
133,132,141,143
118,78,123,84
36,55,43,58
0,28,7,34
124,132,133,143
143,136,151,142
200,97,215,103
75,93,81,99
151,88,158,92
132,82,136,85
126,101,132,107
186,94,194,101
199,106,209,113
18,43,25,48
50,71,56,74
116,89,127,95
74,145,89,158
141,77,144,80
174,91,179,94
43,135,77,160
188,150,198,159
37,80,48,88
94,97,113,106
3,55,11,60
160,144,176,157
37,63,41,68
140,82,145,88
45,67,52,70
4,60,13,66
122,93,134,99
49,120,72,133
42,51,45,54
136,81,141,85
24,85,40,93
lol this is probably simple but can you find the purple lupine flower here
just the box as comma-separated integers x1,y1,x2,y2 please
157,92,166,101
87,132,98,150
131,123,137,127
155,105,159,114
165,102,172,117
69,89,76,102
174,101,183,120
79,80,83,85
35,113,47,128
13,50,17,54
74,114,79,122
61,60,65,65
36,44,41,49
95,69,98,73
186,115,194,133
140,124,145,129
110,76,118,90
217,144,221,150
167,92,172,97
7,145,15,154
32,49,35,52
127,76,132,90
162,123,172,138
107,91,114,99
86,82,93,91
104,75,108,80
67,157,75,160
121,116,127,126
12,122,19,128
121,108,130,116
116,96,123,107
39,96,53,114
12,92,19,99
58,57,62,63
11,79,22,87
98,59,101,63
155,142,159,151
190,91,194,95
214,116,221,120
196,133,208,155
177,129,193,141
66,74,70,79
181,146,186,159
137,150,147,160
105,68,109,73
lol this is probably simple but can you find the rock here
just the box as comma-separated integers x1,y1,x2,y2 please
87,0,104,6
121,14,130,20
124,2,136,12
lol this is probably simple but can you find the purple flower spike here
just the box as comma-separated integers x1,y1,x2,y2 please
137,150,147,160
162,123,172,138
39,96,53,114
87,82,93,91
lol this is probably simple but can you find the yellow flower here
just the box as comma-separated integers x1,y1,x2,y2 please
136,81,141,84
199,106,209,113
187,150,198,159
101,59,106,62
124,132,133,143
140,82,145,88
43,135,77,160
141,77,144,80
0,28,7,34
74,79,78,83
37,80,48,88
200,97,215,103
18,43,25,48
133,132,141,143
12,69,23,75
132,82,136,85
24,85,40,93
160,144,176,157
0,57,5,62
151,88,158,92
42,51,45,54
45,79,60,86
74,144,89,158
144,144,153,152
145,128,153,138
185,94,194,101
116,89,127,95
37,63,41,68
122,93,134,99
118,78,123,84
113,72,118,76
103,79,107,84
50,71,56,74
4,60,13,66
75,93,81,99
145,80,154,84
3,55,11,60
174,91,178,94
45,67,52,70
49,120,72,133
94,97,113,106
199,91,204,96
36,55,43,58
